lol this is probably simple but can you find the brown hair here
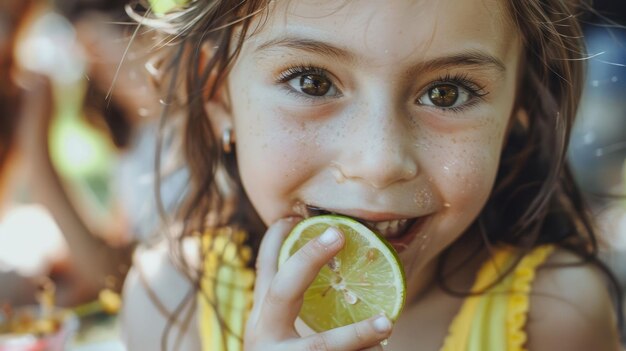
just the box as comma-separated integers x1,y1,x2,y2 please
438,0,624,337
128,1,270,348
135,0,623,347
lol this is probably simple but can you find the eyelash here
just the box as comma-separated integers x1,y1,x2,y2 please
275,64,340,102
420,72,489,113
275,65,489,112
276,65,329,82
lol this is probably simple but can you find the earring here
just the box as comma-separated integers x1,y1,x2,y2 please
222,128,235,154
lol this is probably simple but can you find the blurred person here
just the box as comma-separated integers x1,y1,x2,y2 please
0,0,141,307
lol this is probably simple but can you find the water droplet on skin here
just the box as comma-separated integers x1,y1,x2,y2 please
332,168,346,184
380,339,389,346
343,290,358,304
443,202,451,208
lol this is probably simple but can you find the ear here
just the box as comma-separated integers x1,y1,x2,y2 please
200,42,234,141
507,106,529,133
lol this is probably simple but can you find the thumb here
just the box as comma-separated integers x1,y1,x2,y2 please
248,217,300,325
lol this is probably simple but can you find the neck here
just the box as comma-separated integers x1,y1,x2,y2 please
405,226,487,305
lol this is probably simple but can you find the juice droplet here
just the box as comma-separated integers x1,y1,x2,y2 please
343,290,358,305
366,248,378,262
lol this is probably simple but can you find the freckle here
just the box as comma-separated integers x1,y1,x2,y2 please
415,188,432,208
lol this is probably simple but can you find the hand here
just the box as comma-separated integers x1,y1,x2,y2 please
244,218,392,351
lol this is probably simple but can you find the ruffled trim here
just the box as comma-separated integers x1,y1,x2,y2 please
439,245,555,351
440,248,513,351
506,245,554,351
198,228,255,351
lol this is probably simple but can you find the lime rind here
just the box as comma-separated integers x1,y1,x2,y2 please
278,215,406,331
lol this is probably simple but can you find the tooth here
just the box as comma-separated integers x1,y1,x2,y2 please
389,220,399,234
376,221,389,232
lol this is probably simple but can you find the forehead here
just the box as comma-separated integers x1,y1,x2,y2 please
245,0,519,67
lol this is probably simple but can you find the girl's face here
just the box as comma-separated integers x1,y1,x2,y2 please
223,0,522,297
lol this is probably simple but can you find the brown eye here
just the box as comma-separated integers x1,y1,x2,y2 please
300,74,331,96
418,82,472,110
428,84,458,107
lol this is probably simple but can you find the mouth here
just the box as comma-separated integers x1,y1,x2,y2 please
295,204,430,253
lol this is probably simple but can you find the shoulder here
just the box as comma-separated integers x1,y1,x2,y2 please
120,239,202,351
526,247,622,351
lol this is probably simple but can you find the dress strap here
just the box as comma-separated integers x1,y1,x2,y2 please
506,245,554,351
440,245,554,351
198,228,255,351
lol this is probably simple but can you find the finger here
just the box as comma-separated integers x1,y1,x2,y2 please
292,314,392,351
249,217,300,325
361,346,385,351
259,226,344,331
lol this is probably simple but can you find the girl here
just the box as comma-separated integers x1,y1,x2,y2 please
121,0,624,350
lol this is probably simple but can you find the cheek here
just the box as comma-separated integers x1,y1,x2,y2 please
422,119,507,221
232,92,329,222
438,147,497,206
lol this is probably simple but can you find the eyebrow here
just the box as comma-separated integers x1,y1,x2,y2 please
254,36,507,74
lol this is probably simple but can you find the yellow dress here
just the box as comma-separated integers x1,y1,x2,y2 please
197,230,554,351
198,229,255,351
439,245,554,351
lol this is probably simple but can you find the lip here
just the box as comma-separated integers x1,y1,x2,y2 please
304,206,416,222
298,203,433,254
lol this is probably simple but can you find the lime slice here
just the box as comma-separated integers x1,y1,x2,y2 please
278,215,406,332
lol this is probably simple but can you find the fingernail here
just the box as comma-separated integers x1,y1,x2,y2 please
319,227,340,246
284,216,302,223
372,315,391,333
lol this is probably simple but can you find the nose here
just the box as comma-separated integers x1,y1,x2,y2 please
333,103,418,189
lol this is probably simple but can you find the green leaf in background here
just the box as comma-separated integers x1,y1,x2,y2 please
149,0,188,15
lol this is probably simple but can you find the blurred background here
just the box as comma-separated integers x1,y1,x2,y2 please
0,1,624,350
568,1,626,298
